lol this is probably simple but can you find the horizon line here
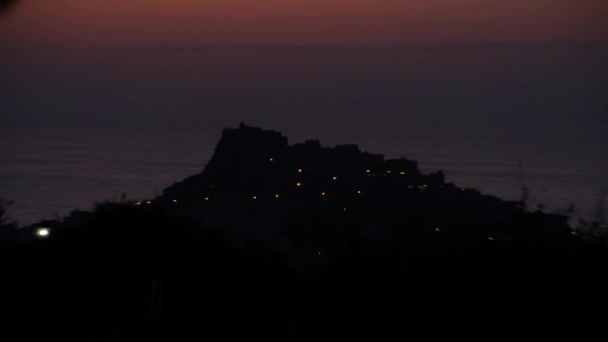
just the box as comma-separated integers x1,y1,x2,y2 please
109,40,608,52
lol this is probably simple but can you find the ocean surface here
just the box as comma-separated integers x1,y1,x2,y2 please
1,119,606,226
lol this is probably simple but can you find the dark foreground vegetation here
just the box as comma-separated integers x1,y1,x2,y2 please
1,124,607,341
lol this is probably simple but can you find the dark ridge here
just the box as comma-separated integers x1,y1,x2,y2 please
1,124,606,341
0,0,18,15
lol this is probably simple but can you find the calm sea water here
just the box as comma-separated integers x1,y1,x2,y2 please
1,119,606,225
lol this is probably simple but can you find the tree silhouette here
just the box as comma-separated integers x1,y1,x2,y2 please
0,198,15,230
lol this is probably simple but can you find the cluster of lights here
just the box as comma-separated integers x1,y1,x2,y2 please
128,162,505,245
138,165,449,210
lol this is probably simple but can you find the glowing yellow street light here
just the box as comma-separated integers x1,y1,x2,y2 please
296,182,302,187
332,176,338,181
297,168,303,173
275,193,280,199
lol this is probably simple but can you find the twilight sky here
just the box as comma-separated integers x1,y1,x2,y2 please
0,0,606,138
1,0,607,47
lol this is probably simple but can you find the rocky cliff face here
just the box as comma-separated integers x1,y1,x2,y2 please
163,123,441,201
158,124,571,254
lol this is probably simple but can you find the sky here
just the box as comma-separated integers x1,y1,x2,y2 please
1,0,607,47
0,0,606,136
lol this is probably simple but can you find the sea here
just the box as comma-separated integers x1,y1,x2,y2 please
1,118,606,226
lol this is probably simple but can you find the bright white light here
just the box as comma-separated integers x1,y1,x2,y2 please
36,228,50,238
332,176,338,181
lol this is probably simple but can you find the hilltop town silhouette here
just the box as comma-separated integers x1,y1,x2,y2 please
1,124,606,341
